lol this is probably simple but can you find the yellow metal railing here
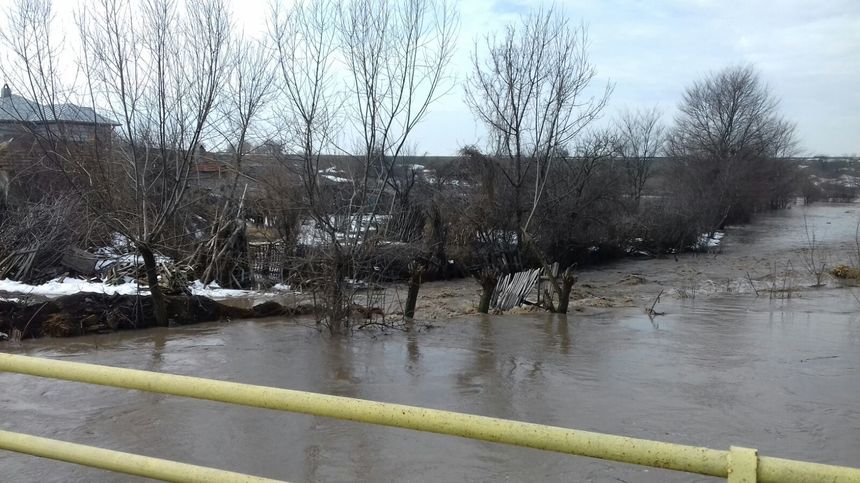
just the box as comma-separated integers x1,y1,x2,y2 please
0,352,858,483
0,429,283,483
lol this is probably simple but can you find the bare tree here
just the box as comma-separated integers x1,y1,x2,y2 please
197,35,277,287
338,0,457,329
614,107,664,210
0,0,112,283
269,0,457,332
0,0,96,201
537,130,623,244
218,37,276,195
801,215,828,287
269,0,348,328
338,0,457,215
462,6,610,313
270,0,341,190
72,0,232,326
668,65,796,230
0,0,66,122
464,6,611,256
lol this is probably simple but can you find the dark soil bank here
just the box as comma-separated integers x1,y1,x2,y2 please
0,293,309,339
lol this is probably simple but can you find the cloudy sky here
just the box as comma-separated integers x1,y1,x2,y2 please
4,0,858,156
244,0,857,156
419,0,860,156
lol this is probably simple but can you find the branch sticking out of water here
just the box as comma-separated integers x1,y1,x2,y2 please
800,355,839,363
645,289,665,318
745,272,759,297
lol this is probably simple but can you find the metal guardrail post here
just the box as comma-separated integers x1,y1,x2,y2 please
728,446,758,483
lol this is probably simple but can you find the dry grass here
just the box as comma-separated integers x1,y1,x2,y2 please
831,264,860,280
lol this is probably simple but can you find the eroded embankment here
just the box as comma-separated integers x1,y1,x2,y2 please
0,293,312,340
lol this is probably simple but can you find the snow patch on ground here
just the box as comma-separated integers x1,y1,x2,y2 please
696,231,725,250
92,233,173,271
189,280,261,298
0,278,287,300
319,167,350,183
321,174,350,183
0,278,146,297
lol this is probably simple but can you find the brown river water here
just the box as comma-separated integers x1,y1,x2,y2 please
2,203,860,482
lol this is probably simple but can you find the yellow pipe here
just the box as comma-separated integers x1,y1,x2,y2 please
0,353,727,477
759,456,860,483
1,353,859,482
0,429,285,483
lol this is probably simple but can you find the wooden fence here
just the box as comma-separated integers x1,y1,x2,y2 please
248,242,286,283
490,263,560,311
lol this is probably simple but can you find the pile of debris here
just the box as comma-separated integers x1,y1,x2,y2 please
96,252,191,294
0,196,87,284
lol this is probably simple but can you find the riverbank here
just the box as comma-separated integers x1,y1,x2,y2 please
2,202,858,482
1,203,857,338
393,202,860,318
2,278,857,482
0,292,309,341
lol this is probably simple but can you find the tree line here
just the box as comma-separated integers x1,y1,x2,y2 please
0,0,799,332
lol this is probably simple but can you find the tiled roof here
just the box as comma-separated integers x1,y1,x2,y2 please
0,93,117,125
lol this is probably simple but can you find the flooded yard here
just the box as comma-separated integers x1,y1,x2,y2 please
2,203,859,482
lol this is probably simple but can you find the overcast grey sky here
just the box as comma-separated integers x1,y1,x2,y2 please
4,0,858,156
422,0,860,156
267,0,859,156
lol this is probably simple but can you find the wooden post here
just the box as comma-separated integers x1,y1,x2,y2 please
404,262,424,320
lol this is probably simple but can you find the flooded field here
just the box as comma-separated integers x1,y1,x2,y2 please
2,203,860,482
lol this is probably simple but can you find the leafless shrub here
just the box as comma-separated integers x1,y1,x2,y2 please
801,216,828,287
767,259,796,299
267,0,458,333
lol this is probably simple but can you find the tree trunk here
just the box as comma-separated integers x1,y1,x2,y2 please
139,245,169,327
404,262,423,319
556,266,576,314
326,254,349,334
477,268,498,314
425,204,448,278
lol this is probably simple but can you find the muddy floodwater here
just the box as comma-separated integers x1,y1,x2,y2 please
2,203,860,482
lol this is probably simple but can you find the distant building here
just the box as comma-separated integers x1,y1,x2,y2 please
0,83,117,177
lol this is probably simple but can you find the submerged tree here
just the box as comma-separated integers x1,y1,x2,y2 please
464,6,611,256
462,5,610,312
668,65,796,230
269,0,458,332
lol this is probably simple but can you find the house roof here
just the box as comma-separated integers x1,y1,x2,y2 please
0,84,118,125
